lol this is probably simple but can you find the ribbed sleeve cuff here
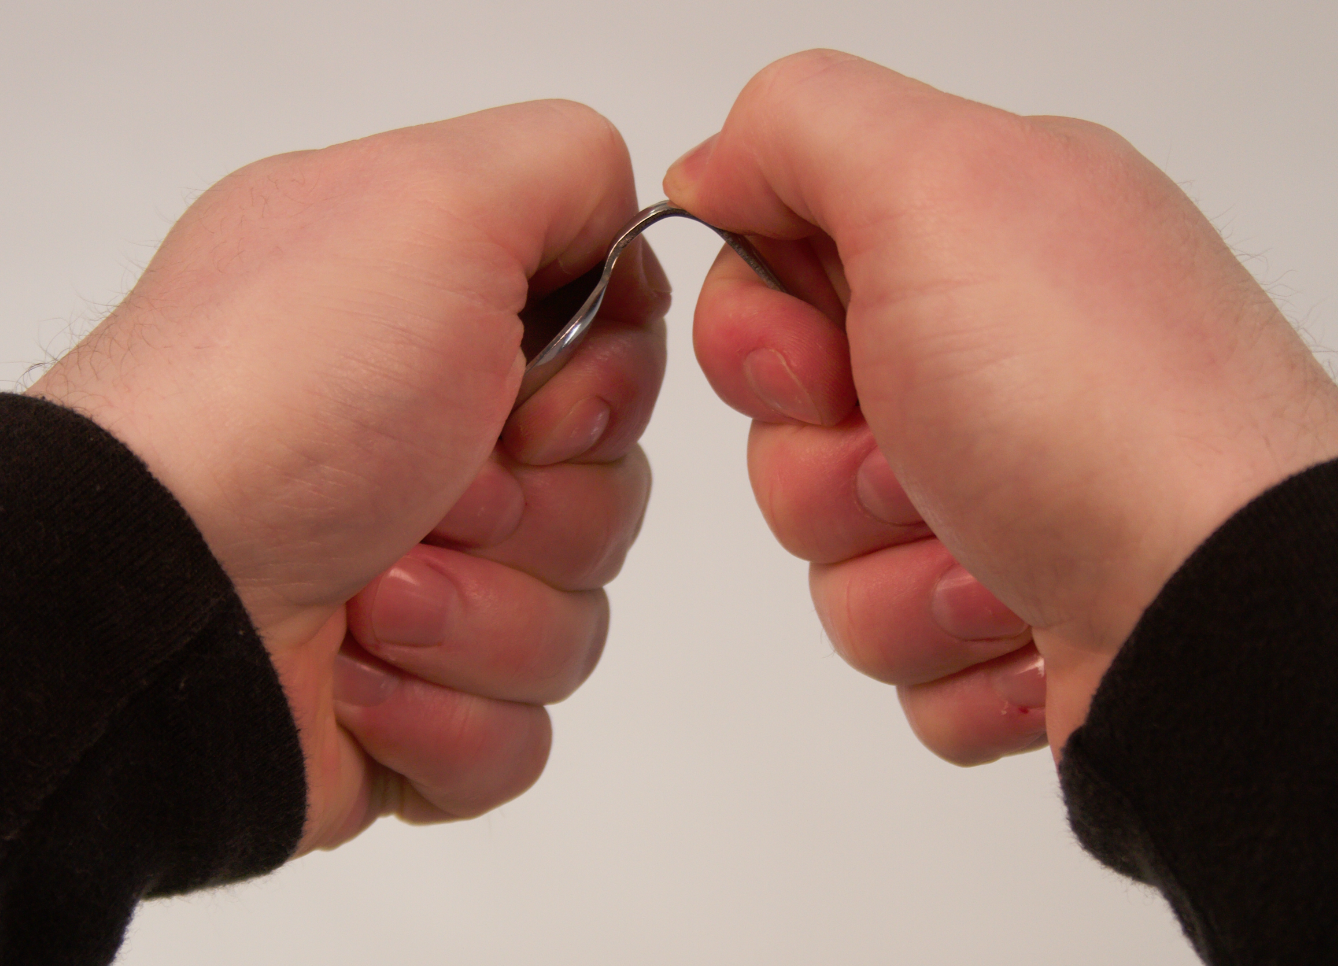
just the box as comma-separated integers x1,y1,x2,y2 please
0,393,306,964
1059,458,1338,965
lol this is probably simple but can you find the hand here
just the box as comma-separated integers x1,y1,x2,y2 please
666,49,1338,762
28,101,669,850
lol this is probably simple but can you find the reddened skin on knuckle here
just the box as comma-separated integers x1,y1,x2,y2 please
570,468,647,588
837,109,1134,281
171,150,376,286
485,706,553,814
538,603,608,704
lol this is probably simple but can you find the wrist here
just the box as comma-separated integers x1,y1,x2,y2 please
1043,362,1338,751
24,358,302,636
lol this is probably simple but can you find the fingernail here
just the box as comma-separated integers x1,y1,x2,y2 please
639,239,673,297
432,460,525,548
990,651,1047,711
371,554,458,647
743,348,822,424
667,133,718,186
526,396,611,465
333,650,398,707
929,564,1029,641
854,446,919,525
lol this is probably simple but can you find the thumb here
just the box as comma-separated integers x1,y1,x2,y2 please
664,50,975,246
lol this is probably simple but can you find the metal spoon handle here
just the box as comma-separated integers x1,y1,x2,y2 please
515,201,787,407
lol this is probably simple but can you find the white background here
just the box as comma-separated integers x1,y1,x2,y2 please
3,1,1335,963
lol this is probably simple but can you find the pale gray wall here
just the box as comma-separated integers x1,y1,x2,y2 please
3,1,1333,963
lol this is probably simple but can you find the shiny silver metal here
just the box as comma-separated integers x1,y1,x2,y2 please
515,201,787,407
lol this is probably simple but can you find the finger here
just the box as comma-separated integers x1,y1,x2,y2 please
334,640,552,821
693,238,855,426
897,645,1048,766
810,538,1029,686
504,312,666,465
430,451,526,550
505,241,670,465
589,233,672,339
429,446,652,591
345,543,608,704
664,50,1016,449
747,413,928,563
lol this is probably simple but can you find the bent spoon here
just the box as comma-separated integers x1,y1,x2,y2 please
515,201,787,408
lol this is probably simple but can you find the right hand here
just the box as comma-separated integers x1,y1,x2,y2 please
29,100,669,851
667,50,1338,762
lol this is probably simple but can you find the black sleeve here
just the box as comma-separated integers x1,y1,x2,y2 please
1060,459,1338,965
0,393,307,966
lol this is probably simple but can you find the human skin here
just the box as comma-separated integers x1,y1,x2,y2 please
27,101,669,852
665,49,1338,764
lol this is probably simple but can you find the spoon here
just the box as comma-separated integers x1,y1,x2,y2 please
515,201,787,408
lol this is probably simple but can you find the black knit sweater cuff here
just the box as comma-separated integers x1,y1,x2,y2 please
0,393,307,964
1059,458,1338,964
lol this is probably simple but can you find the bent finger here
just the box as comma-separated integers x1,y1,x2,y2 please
748,413,928,563
346,544,607,705
811,538,1029,686
506,256,669,465
429,446,652,591
334,641,552,822
694,238,855,426
897,645,1048,766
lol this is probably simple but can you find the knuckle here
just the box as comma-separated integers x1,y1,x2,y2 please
749,457,788,547
575,509,631,587
766,495,819,560
441,700,551,818
867,106,1117,229
505,99,627,167
544,591,609,702
812,564,866,671
217,147,347,214
572,460,648,588
753,48,865,99
544,99,621,141
519,592,607,702
182,148,363,269
1032,114,1135,156
881,109,1031,213
747,428,818,559
815,561,914,685
898,686,979,766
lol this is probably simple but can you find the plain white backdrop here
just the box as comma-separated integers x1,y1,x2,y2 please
3,1,1335,963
